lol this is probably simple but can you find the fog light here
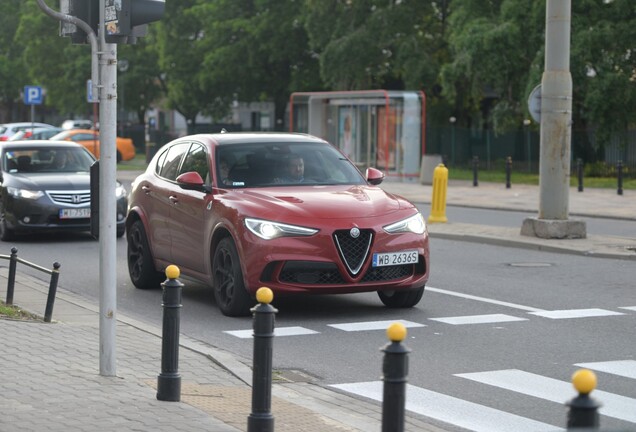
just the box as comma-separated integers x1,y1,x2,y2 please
117,213,124,221
23,216,31,223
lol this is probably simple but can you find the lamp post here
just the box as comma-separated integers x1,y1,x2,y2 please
118,59,129,137
523,119,531,172
449,116,456,166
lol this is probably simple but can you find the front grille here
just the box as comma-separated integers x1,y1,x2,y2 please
278,260,413,285
361,264,412,282
333,229,373,275
47,190,91,206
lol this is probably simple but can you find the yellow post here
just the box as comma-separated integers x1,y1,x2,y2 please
428,164,448,223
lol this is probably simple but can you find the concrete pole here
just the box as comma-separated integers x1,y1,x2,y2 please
539,0,572,220
521,0,586,239
99,0,118,376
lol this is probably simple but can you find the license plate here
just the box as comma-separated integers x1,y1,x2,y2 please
59,208,91,219
372,250,418,267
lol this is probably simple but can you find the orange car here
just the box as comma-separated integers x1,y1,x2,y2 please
50,129,136,162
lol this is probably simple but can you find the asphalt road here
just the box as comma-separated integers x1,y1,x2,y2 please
3,206,635,431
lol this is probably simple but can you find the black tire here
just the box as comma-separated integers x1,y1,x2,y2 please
127,220,163,289
212,237,252,317
378,286,425,308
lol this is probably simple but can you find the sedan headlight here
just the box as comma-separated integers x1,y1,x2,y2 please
6,187,44,200
245,218,319,240
383,213,426,234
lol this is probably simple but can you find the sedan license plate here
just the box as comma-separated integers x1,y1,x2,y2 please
59,208,91,219
372,250,418,267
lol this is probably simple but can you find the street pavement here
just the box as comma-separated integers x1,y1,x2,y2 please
0,178,634,432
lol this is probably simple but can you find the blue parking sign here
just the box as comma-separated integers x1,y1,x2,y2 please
24,85,43,105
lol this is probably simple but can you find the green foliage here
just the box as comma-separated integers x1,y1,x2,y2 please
3,0,635,147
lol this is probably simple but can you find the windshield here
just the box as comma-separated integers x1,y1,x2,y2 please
216,141,366,188
3,147,95,173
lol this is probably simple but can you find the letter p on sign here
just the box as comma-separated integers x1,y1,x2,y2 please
24,85,43,105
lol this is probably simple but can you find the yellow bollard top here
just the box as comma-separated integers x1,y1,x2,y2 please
256,287,274,304
386,322,407,342
165,265,180,279
572,369,597,395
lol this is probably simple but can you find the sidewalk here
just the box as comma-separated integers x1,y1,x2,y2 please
1,179,634,432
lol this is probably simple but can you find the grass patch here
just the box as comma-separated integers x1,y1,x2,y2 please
118,154,148,171
449,168,635,190
0,301,39,321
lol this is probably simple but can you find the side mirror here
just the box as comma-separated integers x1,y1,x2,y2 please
176,171,208,192
366,167,385,185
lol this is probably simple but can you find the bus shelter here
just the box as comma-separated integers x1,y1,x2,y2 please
289,90,426,182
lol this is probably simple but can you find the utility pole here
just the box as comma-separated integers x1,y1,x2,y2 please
98,0,119,377
521,0,586,239
37,0,164,377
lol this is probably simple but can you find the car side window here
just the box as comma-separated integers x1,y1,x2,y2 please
179,143,210,184
159,142,190,181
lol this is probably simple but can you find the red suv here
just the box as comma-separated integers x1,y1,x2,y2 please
126,132,430,316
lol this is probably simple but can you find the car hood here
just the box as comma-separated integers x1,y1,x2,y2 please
232,185,413,220
10,173,90,190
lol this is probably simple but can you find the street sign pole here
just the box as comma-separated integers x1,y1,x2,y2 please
98,0,118,377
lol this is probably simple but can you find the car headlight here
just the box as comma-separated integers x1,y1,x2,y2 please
383,213,426,234
245,217,319,240
6,187,44,200
115,183,127,198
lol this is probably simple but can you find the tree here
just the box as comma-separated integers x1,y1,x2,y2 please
440,0,544,132
15,1,93,118
154,0,232,133
119,35,164,126
0,0,34,122
194,0,322,130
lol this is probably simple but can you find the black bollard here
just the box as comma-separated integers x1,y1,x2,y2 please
382,323,410,432
617,160,623,195
43,262,61,323
505,156,512,189
157,265,183,402
472,156,479,187
6,247,18,305
247,287,277,432
566,369,601,429
577,158,584,192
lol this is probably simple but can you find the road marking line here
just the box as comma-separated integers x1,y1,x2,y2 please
529,308,624,319
429,314,527,325
223,326,319,339
456,369,636,423
330,381,561,432
427,286,545,312
328,319,425,331
619,306,636,311
575,360,636,380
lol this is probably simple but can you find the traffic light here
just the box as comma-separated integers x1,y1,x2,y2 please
59,0,99,44
59,0,165,45
105,0,165,44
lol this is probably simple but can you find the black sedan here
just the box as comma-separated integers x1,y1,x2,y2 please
0,141,127,240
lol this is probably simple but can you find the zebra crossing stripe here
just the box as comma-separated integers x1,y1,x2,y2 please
574,360,636,380
456,369,636,423
328,319,425,332
330,381,561,432
528,308,624,319
223,326,319,339
429,314,527,325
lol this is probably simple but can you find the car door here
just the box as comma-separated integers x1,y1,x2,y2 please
141,142,190,264
168,142,212,276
